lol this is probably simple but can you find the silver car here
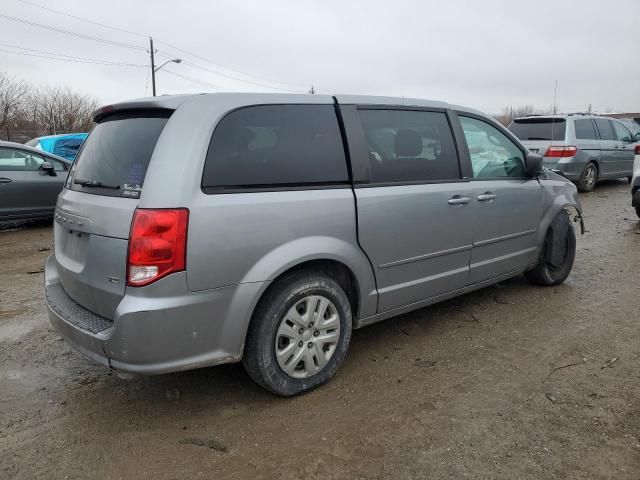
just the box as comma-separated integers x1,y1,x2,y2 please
0,141,71,221
509,114,636,192
44,94,582,396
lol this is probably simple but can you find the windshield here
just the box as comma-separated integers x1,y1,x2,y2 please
68,110,171,198
509,118,566,141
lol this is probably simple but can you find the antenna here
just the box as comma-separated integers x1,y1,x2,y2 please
551,80,558,144
308,85,315,94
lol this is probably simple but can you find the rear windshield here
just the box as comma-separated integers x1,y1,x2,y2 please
68,110,171,198
508,118,566,141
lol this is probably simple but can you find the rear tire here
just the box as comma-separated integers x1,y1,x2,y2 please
636,206,640,219
577,162,598,192
243,272,352,396
525,211,576,286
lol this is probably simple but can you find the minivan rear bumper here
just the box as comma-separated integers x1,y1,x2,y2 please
44,255,266,374
548,158,584,181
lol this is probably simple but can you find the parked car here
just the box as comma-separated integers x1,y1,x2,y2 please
0,140,71,221
617,118,640,141
45,93,582,396
508,114,636,192
26,133,88,161
631,140,640,219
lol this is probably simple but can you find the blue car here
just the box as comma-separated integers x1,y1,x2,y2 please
26,133,88,161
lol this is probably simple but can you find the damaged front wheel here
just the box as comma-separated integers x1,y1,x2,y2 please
526,211,576,286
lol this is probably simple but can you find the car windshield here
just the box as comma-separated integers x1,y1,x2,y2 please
509,118,566,141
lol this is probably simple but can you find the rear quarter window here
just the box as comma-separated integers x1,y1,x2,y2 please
68,110,171,198
593,119,616,141
202,104,349,191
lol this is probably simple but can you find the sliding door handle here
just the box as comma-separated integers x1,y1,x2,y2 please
448,195,471,205
477,192,496,202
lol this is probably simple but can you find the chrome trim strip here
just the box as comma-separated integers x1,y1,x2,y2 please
378,244,473,269
377,265,469,294
470,246,538,269
472,229,537,248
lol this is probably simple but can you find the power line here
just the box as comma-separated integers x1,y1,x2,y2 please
0,47,147,67
157,53,303,93
0,42,147,66
161,68,231,91
144,62,151,96
155,40,309,91
0,13,145,51
7,1,317,92
15,0,148,38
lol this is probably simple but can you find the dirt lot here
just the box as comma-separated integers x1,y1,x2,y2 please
1,181,639,480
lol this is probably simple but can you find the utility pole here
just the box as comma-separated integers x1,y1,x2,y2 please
149,37,157,97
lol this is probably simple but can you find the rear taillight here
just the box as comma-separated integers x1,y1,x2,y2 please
545,146,578,158
634,144,640,155
127,208,189,287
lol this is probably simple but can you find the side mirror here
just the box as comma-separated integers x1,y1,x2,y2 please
525,152,543,177
40,161,56,175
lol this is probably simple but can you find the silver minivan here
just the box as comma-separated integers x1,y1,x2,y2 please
509,114,636,192
45,94,582,395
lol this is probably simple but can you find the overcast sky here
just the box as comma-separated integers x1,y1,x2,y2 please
1,0,639,114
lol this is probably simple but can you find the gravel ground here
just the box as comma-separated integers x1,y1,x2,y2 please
0,180,639,480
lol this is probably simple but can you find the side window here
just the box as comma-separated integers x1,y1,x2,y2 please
459,116,526,179
593,119,616,140
0,148,25,171
0,148,41,171
574,119,598,140
357,109,460,183
612,121,633,143
202,104,348,189
22,151,46,170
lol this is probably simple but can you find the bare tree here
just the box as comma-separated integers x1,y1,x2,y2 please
494,105,536,126
0,74,29,141
30,86,98,135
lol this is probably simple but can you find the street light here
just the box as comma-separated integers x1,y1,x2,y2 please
154,58,182,73
151,57,181,96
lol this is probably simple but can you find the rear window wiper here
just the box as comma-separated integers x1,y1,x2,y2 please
73,178,120,190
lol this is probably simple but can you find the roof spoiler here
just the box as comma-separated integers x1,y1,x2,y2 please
92,95,191,122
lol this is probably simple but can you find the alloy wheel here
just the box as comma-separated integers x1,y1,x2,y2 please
584,165,596,189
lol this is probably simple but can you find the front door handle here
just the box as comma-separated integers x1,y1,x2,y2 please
477,192,497,202
448,195,471,205
0,177,12,184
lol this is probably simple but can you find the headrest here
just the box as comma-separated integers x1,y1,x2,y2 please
394,129,422,157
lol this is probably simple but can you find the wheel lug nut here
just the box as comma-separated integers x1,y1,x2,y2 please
298,328,304,334
308,322,314,328
298,341,303,347
313,330,319,337
308,342,313,349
